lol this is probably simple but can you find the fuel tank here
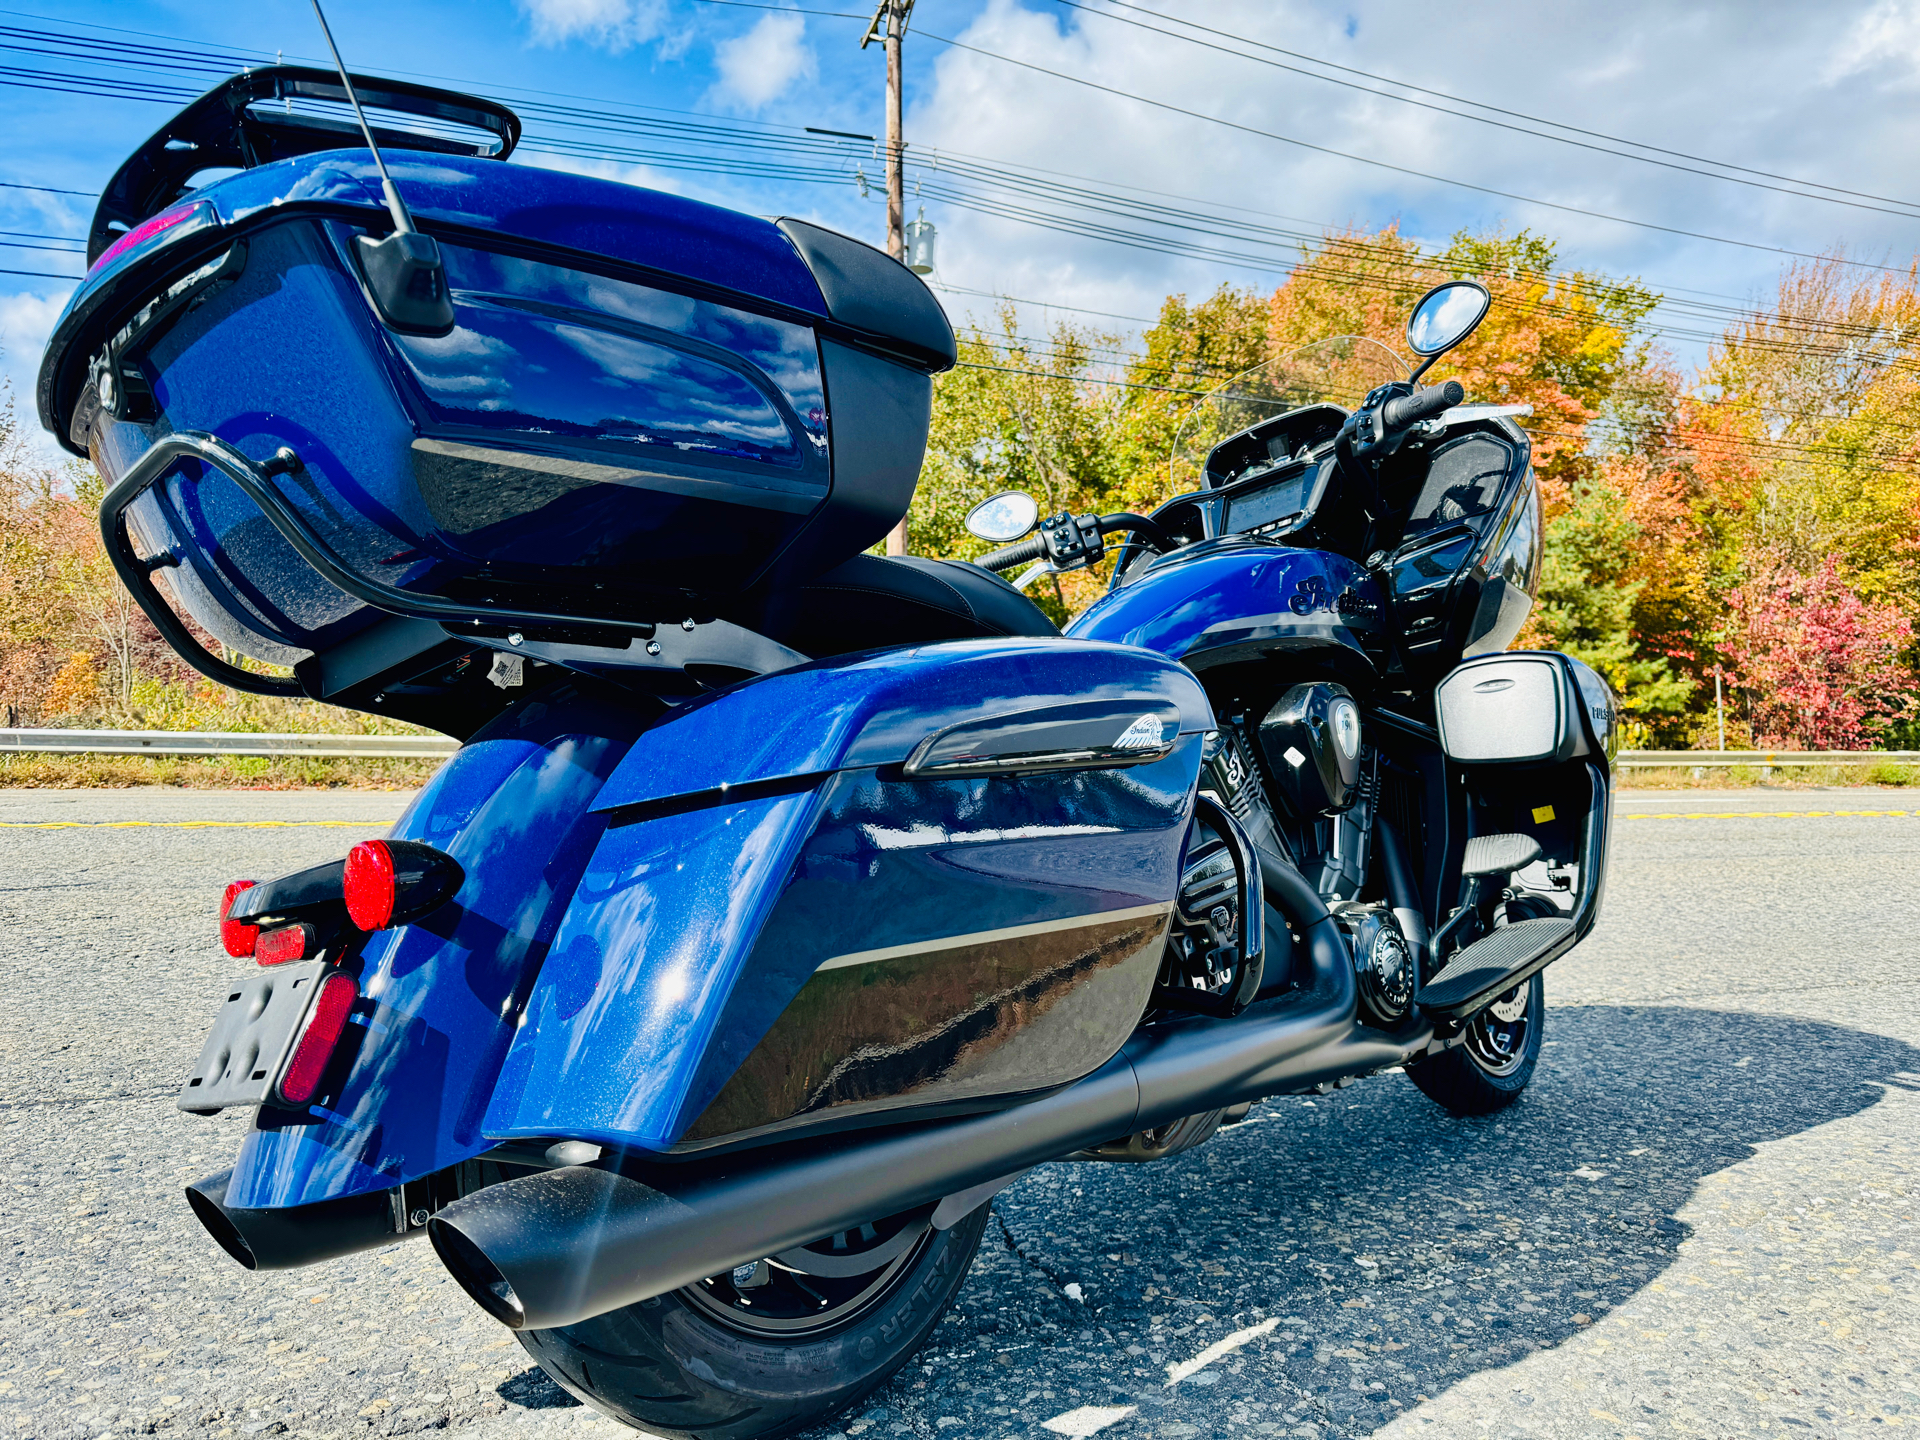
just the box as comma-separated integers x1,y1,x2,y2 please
1066,539,1384,683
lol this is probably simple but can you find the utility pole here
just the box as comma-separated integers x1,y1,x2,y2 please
863,0,914,555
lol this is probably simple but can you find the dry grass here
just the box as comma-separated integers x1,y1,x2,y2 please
1619,761,1918,790
3,754,1914,794
0,754,444,790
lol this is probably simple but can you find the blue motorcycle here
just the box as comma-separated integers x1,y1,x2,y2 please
39,66,1614,1439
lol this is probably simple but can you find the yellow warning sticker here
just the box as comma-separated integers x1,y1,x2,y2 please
1531,805,1556,823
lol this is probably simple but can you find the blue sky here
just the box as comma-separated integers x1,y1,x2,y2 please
4,0,1916,461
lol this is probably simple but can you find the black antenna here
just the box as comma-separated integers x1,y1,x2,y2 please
310,0,453,332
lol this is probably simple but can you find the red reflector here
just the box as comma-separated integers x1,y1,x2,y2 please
219,879,260,958
278,972,358,1106
344,840,396,931
255,924,312,967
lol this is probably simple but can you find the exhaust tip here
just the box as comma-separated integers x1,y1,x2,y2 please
185,1179,259,1271
429,1216,527,1329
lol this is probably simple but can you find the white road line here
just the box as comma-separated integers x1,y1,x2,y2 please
1041,1403,1138,1437
1165,1315,1280,1386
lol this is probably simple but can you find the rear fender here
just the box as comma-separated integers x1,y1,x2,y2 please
484,638,1214,1155
223,679,652,1209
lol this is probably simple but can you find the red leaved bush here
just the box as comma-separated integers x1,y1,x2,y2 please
1723,552,1916,750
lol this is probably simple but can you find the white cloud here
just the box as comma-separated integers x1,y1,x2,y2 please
1822,0,1919,83
1,287,75,466
515,0,669,53
709,11,816,113
890,0,1919,378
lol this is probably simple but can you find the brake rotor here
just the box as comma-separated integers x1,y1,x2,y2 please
1488,985,1528,1023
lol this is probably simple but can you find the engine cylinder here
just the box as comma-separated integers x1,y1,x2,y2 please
1259,682,1362,816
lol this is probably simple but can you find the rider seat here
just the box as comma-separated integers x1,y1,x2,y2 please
762,554,1060,659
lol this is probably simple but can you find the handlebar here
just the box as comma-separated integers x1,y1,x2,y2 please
975,533,1049,572
1381,379,1463,430
1098,513,1176,553
976,512,1178,574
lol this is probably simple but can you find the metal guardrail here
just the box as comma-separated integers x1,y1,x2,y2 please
1614,750,1918,770
1,730,1915,770
0,728,458,759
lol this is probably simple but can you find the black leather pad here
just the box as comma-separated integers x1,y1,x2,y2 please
762,554,1060,659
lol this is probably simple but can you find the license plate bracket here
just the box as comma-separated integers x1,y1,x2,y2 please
177,961,328,1113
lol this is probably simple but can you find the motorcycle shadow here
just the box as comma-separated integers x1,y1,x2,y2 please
829,1003,1916,1439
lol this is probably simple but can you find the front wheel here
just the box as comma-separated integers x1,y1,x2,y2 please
512,1202,992,1439
1407,971,1544,1115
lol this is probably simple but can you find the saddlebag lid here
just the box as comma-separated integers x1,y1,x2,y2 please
587,638,1216,815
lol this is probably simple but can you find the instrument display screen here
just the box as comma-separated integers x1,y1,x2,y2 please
1226,464,1318,535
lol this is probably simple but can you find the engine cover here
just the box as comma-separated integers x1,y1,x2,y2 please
1332,903,1414,1029
1259,682,1362,816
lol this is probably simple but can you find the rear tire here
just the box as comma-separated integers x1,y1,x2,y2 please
1408,971,1543,1115
511,1202,992,1439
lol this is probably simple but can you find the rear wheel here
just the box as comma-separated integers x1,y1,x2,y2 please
510,1202,992,1439
1407,971,1543,1115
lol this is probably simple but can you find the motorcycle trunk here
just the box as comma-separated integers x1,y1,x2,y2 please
41,145,952,732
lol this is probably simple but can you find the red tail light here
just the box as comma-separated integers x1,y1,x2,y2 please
344,839,462,932
344,841,398,930
278,971,359,1106
255,923,315,967
219,880,260,957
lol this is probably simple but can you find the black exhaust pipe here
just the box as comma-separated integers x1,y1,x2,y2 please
187,1170,406,1270
429,874,1431,1332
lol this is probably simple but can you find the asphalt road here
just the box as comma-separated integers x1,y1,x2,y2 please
0,785,1914,1440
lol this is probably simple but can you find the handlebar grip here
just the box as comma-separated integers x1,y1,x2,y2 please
975,534,1047,572
1382,379,1464,430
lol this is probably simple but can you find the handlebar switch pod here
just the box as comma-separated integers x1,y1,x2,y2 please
1039,510,1107,571
1341,379,1464,466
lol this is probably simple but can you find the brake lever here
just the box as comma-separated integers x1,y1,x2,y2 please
1011,561,1052,592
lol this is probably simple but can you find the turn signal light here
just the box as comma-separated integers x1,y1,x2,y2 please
219,879,260,957
255,923,315,967
278,971,358,1107
344,839,462,932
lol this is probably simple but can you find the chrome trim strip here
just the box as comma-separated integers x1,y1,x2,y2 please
813,901,1174,973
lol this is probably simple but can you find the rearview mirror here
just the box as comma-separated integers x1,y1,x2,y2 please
1406,280,1491,359
965,490,1039,543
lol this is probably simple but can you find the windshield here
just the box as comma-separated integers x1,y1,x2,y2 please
1169,335,1408,493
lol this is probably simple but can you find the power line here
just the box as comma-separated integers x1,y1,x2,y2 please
916,29,1914,274
934,283,1157,324
1054,1,1915,218
1090,0,1915,210
4,12,1904,340
515,117,1904,356
2,20,1908,368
